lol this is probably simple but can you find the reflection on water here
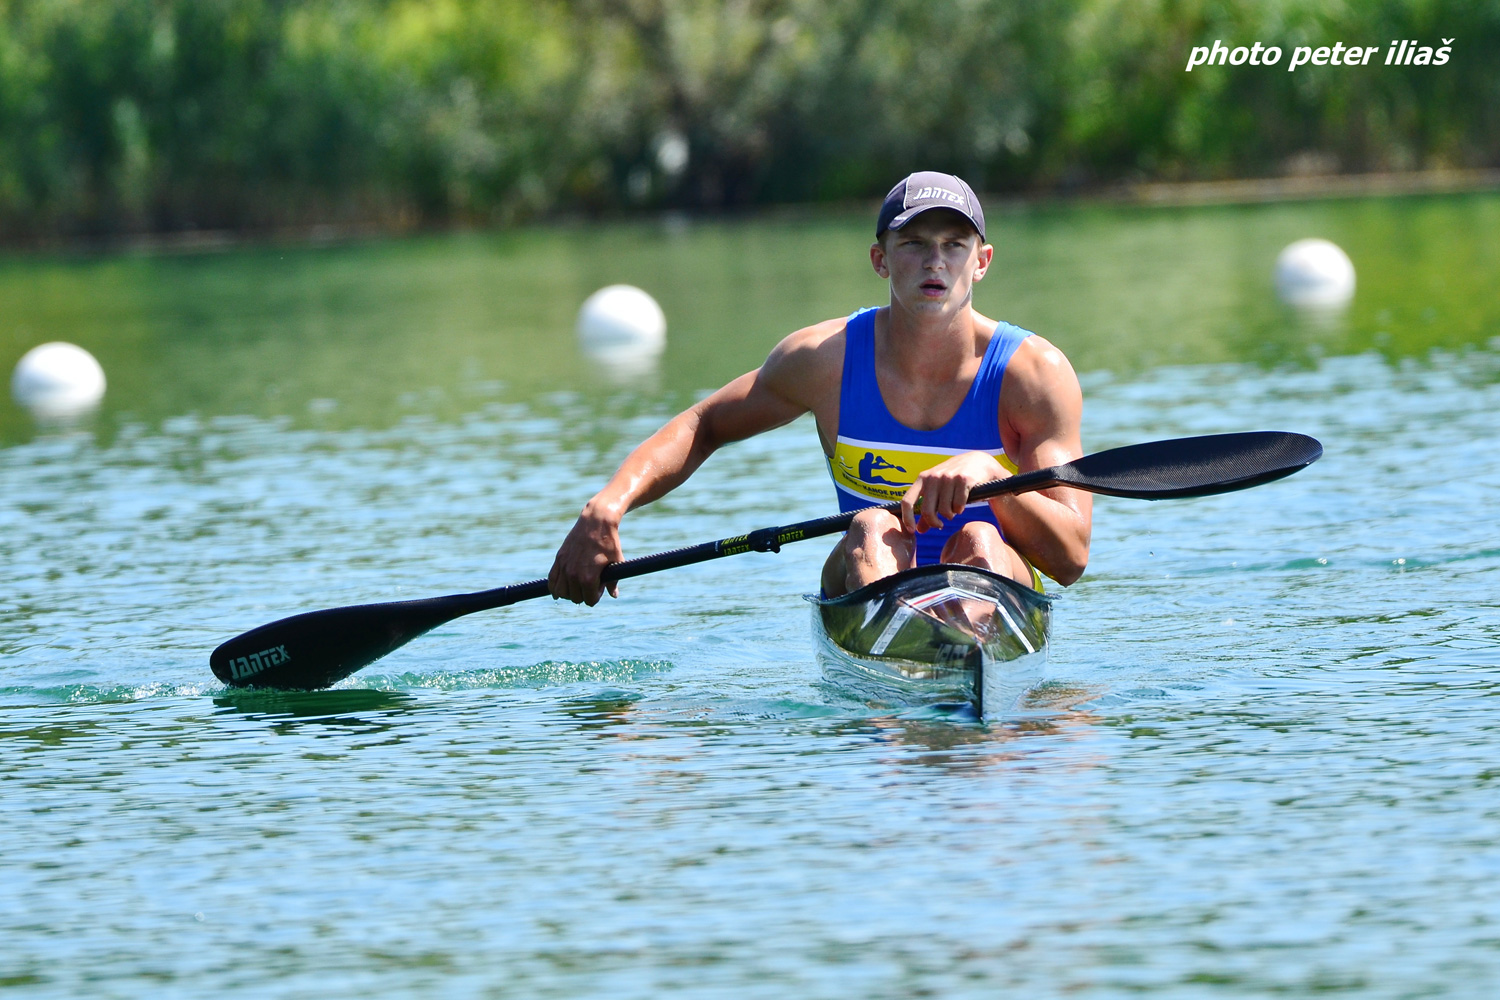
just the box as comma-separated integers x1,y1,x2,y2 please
213,687,416,719
838,696,1105,774
1,195,1499,996
556,693,645,733
581,341,666,386
210,689,417,743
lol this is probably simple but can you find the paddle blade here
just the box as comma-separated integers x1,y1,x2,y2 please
210,599,462,690
1060,431,1322,499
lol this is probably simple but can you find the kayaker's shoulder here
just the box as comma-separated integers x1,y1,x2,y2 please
1005,332,1080,388
776,315,850,354
763,316,849,377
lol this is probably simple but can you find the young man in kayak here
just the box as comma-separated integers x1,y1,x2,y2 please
548,171,1091,604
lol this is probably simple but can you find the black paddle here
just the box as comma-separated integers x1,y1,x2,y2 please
210,430,1321,690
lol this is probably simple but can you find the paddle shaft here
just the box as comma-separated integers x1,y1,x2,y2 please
455,468,1058,614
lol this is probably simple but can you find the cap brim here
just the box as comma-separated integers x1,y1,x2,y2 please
885,205,984,240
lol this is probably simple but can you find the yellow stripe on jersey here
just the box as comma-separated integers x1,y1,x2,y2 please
827,437,1019,505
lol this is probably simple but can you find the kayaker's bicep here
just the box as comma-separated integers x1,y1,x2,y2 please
692,369,808,450
1000,336,1085,470
697,319,843,448
994,336,1093,578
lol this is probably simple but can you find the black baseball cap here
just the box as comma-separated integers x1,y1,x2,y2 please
876,171,985,241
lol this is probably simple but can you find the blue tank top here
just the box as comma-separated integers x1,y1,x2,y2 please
829,306,1033,566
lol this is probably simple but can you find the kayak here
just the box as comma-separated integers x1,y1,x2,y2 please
810,564,1052,716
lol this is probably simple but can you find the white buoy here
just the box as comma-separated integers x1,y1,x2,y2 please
1275,238,1355,309
11,342,106,418
577,285,667,365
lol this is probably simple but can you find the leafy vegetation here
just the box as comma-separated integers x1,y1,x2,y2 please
0,0,1495,239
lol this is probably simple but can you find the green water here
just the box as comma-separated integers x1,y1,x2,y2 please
3,194,1499,997
4,193,1498,443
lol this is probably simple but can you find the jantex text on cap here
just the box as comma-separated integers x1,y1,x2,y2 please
910,186,967,207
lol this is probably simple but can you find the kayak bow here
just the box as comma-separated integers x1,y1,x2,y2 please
812,564,1052,717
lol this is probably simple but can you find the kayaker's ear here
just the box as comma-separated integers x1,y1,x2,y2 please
971,242,994,282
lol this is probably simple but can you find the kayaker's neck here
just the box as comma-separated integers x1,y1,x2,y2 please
877,302,991,380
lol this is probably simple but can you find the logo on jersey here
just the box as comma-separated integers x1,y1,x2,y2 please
828,438,1016,504
857,452,907,486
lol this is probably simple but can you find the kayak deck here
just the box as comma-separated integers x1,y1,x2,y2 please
810,564,1052,717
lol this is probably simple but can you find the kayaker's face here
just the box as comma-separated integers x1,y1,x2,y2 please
871,210,992,316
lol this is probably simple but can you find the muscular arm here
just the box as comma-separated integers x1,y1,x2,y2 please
990,336,1092,585
548,320,843,604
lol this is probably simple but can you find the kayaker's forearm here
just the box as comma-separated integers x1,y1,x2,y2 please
584,409,717,521
992,489,1092,585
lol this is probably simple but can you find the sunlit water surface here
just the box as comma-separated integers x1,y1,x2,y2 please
3,195,1499,997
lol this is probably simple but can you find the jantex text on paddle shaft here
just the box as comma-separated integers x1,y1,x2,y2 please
1186,39,1454,72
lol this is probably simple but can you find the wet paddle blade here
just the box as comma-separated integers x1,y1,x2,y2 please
210,599,464,690
1057,431,1322,499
